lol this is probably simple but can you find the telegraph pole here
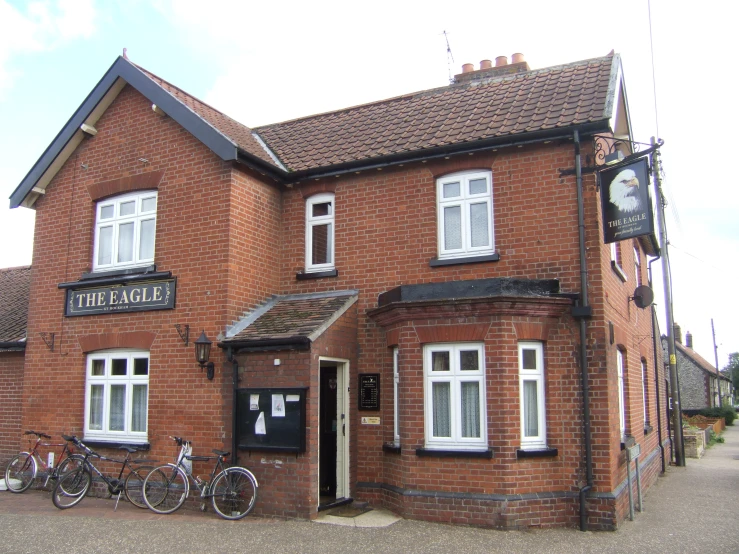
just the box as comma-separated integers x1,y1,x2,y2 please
651,137,685,466
712,319,722,407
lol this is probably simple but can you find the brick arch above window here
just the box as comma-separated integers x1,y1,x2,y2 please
78,331,157,353
414,323,490,344
513,320,556,341
87,170,165,202
299,181,337,199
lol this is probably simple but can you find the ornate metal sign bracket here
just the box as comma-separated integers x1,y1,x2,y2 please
40,332,55,352
175,323,189,346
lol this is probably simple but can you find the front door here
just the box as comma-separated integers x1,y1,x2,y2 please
319,360,349,506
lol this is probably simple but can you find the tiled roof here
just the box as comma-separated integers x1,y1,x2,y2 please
135,66,279,167
675,341,728,380
0,265,31,344
225,291,357,344
254,55,615,172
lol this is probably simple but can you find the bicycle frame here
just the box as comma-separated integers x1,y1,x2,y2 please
21,432,75,484
167,439,230,499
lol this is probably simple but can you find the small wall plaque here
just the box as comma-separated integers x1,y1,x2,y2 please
358,373,380,411
361,417,381,425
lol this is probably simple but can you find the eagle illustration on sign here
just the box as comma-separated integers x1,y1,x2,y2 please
608,168,641,213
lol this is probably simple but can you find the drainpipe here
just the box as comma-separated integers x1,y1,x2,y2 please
573,130,594,531
228,347,239,465
648,257,666,474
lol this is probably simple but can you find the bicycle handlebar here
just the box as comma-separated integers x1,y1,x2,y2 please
169,435,188,446
24,430,52,439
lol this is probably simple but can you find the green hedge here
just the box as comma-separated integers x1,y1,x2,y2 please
697,406,737,426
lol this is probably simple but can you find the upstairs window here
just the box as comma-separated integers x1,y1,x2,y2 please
611,242,627,281
617,349,627,441
94,191,157,271
436,171,494,259
305,193,335,272
634,244,642,286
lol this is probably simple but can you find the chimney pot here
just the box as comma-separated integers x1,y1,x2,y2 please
685,331,693,349
495,56,508,67
511,52,525,64
462,63,475,73
480,59,492,70
673,323,682,344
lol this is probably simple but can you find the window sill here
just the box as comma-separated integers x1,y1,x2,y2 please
620,435,636,450
644,424,653,435
296,269,338,280
415,447,493,459
82,265,157,280
516,447,558,459
59,269,172,290
383,443,401,454
429,253,500,267
82,439,150,451
611,261,628,282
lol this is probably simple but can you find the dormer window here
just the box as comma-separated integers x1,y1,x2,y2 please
93,191,157,271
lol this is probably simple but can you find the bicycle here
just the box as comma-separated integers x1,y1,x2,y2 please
142,436,258,520
4,430,83,493
52,436,157,510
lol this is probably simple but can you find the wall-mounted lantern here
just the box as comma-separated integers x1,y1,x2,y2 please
195,330,215,380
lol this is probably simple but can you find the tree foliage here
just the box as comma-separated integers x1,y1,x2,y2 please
723,352,739,401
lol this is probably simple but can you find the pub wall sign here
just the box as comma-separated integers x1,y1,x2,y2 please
600,157,654,244
65,279,176,316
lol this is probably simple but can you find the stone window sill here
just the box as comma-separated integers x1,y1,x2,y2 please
296,269,338,280
429,253,500,267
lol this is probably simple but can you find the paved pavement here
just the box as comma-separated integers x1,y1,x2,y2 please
2,425,739,553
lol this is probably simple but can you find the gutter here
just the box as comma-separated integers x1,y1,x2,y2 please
573,130,594,532
0,341,26,350
218,336,311,353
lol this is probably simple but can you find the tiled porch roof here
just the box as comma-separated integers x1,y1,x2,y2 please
224,290,358,346
0,265,31,346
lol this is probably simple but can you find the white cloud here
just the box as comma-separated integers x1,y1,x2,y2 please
0,0,97,95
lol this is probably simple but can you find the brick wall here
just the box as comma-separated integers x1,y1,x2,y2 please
0,351,24,471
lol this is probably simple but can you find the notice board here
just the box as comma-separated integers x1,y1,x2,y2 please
237,388,307,453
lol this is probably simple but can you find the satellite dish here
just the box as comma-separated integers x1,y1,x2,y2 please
632,285,654,309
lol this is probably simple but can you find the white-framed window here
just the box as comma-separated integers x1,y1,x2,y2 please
84,350,149,442
611,242,627,281
518,342,547,450
305,193,335,272
94,191,157,271
436,171,494,259
617,349,627,441
423,343,487,450
393,347,400,446
641,359,649,426
634,244,642,286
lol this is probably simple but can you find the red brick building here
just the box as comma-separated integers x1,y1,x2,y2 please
8,52,670,529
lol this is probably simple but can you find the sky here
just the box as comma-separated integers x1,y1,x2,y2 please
0,0,737,368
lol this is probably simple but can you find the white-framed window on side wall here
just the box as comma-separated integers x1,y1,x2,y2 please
84,350,149,443
305,193,335,272
634,244,642,286
641,359,650,426
617,349,627,441
423,343,487,450
519,341,547,450
393,347,400,446
436,171,494,260
611,242,627,281
93,191,157,271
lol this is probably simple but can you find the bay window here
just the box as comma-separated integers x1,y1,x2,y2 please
423,343,486,450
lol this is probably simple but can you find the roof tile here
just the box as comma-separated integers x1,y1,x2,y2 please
0,266,30,344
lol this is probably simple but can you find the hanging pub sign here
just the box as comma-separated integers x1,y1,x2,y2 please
600,157,654,244
65,278,176,316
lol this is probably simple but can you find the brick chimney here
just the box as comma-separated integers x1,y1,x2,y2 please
685,331,693,349
673,323,682,344
454,53,531,84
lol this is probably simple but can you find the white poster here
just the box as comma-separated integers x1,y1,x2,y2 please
272,394,285,417
255,412,266,434
250,394,260,410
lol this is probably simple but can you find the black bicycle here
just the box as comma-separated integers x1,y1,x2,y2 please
52,436,158,510
142,436,258,520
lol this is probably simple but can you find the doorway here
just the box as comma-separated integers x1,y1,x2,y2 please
319,359,349,507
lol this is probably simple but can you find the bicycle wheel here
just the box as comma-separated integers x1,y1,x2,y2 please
142,465,188,514
4,453,37,493
210,467,258,520
52,467,91,509
54,454,87,494
124,465,158,509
